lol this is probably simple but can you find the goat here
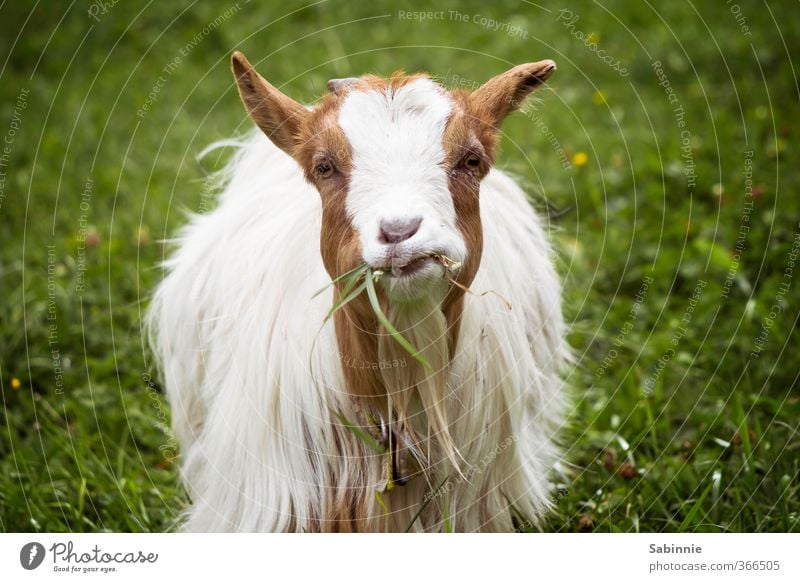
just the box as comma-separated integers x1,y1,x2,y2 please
148,51,569,532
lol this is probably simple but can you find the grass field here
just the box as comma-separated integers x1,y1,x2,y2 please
1,0,798,532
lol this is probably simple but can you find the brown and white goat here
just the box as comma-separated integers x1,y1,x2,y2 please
149,51,568,532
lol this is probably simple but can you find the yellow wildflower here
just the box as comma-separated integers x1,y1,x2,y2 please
573,152,588,167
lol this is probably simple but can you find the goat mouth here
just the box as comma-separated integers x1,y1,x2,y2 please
387,255,437,278
372,253,461,286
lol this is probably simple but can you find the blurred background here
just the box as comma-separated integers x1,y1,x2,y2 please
0,0,798,532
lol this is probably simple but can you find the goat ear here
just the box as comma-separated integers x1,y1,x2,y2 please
231,51,309,155
470,60,556,126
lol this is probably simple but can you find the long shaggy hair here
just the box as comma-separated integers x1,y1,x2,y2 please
148,53,569,532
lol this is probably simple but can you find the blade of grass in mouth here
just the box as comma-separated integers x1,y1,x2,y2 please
311,263,369,300
324,280,368,323
365,268,433,372
313,263,435,371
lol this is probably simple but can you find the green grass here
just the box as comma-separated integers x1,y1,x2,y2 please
1,0,798,532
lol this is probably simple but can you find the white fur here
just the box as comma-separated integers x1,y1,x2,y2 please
149,119,568,531
340,79,467,281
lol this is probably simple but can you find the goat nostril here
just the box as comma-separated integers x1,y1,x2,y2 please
379,216,423,244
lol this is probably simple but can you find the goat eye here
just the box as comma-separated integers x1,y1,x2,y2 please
462,153,481,171
315,160,335,178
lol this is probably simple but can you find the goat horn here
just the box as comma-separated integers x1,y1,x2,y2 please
327,77,360,94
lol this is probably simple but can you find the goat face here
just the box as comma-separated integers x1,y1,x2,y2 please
231,53,555,302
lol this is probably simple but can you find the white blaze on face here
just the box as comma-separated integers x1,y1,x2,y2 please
338,79,467,275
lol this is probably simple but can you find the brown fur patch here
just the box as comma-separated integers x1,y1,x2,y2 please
438,91,497,355
294,92,387,404
437,61,556,351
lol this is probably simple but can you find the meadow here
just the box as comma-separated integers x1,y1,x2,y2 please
0,0,798,532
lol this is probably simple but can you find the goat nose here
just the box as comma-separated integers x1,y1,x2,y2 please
379,216,423,244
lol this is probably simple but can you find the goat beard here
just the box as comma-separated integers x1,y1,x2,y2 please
376,296,464,477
